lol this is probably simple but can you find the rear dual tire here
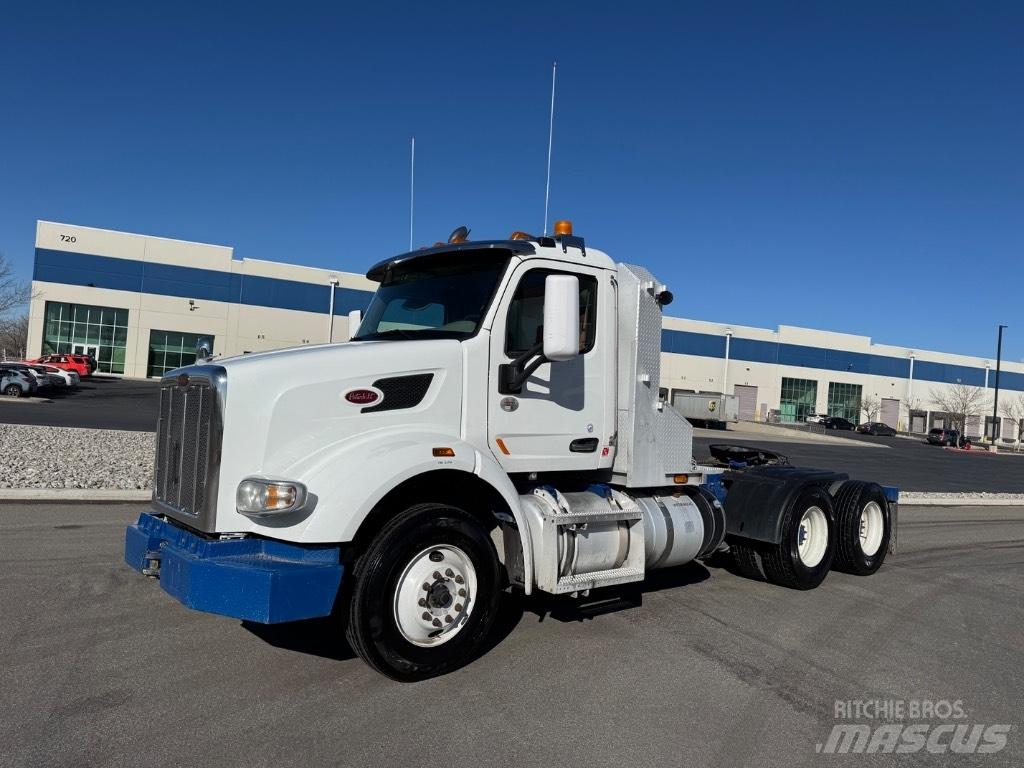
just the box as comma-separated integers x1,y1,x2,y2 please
832,481,891,575
732,486,836,590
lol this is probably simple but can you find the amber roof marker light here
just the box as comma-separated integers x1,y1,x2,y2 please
553,220,573,236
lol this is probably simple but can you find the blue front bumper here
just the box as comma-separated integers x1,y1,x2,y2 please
125,512,343,624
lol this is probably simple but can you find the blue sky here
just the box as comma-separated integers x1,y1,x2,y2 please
1,2,1021,361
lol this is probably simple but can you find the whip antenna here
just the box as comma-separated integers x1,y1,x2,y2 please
409,137,415,250
543,62,557,235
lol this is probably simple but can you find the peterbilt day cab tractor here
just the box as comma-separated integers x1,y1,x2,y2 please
125,222,897,681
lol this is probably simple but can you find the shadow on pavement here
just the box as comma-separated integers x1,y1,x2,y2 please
239,563,712,670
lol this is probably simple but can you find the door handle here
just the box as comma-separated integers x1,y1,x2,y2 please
569,437,599,453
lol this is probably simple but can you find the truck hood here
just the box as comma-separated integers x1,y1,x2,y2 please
216,339,464,479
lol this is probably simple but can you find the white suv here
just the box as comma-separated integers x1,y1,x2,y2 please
1,368,37,397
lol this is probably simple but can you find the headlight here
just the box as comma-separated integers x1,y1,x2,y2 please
236,478,308,517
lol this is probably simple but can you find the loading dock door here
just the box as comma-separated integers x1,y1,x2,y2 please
880,398,900,429
734,385,758,421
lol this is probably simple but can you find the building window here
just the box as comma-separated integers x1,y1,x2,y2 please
42,301,129,374
147,330,214,378
780,377,817,423
827,382,863,423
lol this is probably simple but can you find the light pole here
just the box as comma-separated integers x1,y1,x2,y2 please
722,328,733,395
907,352,915,430
991,325,1007,450
328,277,340,342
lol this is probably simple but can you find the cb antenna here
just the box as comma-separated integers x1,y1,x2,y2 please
409,137,415,251
543,61,557,236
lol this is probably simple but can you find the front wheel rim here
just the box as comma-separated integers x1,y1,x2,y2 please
859,501,885,556
393,545,478,648
797,506,828,567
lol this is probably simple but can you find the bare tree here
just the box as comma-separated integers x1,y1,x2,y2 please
0,313,29,359
860,393,881,422
1001,393,1024,452
0,251,30,316
929,384,990,438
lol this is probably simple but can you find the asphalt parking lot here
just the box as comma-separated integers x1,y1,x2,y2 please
3,380,1023,492
0,376,159,432
1,503,1020,767
692,428,1024,493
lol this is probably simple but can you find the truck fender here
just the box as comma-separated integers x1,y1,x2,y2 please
722,466,848,544
291,431,535,593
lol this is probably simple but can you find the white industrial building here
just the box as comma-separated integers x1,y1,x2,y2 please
26,220,1024,441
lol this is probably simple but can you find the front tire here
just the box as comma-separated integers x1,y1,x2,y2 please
760,486,836,590
833,482,891,575
4,384,22,398
345,502,502,681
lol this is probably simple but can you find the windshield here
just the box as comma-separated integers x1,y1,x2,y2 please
354,251,511,341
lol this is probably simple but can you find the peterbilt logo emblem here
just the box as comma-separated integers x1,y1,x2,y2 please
177,374,190,388
344,388,381,405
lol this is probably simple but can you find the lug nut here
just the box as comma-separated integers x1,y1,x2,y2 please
454,603,463,612
445,568,455,578
432,618,442,627
445,615,453,624
458,588,466,597
455,575,464,584
418,598,427,607
422,612,431,620
432,571,442,580
422,582,431,591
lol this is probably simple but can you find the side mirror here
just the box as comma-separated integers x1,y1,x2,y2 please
347,309,362,340
542,274,580,362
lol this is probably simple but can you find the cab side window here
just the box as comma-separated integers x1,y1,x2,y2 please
505,270,597,357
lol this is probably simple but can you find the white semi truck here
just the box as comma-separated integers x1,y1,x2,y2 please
125,222,897,681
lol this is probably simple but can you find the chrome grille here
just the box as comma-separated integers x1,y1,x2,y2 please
154,368,224,527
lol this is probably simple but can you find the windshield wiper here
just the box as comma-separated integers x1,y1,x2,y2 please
353,328,418,341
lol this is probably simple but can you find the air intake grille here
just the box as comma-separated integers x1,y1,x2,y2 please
362,373,434,413
155,379,216,517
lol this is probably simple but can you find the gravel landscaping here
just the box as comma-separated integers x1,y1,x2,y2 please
0,424,154,490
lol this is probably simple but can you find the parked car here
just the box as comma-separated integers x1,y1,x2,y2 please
856,422,897,436
927,428,969,447
804,414,827,424
2,362,51,389
29,354,90,377
37,364,80,388
69,354,97,376
821,416,856,430
0,367,37,397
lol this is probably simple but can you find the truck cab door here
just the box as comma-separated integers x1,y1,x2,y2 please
487,261,615,473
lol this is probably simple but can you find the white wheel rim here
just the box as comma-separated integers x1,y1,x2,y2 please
859,501,884,556
797,506,828,567
393,545,477,648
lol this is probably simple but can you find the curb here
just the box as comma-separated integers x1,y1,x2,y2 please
0,488,152,502
899,494,1024,507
